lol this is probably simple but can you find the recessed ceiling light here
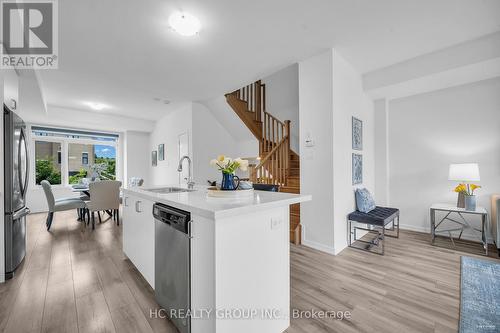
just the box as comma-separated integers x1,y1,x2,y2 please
168,12,201,37
85,102,107,111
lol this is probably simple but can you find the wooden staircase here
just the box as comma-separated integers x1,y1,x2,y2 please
225,80,302,244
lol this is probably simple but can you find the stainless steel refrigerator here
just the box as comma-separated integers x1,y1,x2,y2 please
3,105,30,279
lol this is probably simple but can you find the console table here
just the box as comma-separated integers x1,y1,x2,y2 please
430,204,489,255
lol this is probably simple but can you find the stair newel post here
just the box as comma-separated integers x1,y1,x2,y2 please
249,164,255,183
285,120,291,177
280,134,283,185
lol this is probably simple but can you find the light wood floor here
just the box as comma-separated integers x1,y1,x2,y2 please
0,211,498,333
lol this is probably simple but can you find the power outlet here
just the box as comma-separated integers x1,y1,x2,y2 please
271,218,282,230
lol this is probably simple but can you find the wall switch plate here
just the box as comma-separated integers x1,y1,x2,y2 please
271,218,282,230
305,138,315,147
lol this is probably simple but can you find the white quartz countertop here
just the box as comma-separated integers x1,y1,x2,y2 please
122,185,311,219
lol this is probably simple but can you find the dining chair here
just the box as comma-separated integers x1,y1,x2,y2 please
252,183,280,192
41,180,87,231
86,180,122,230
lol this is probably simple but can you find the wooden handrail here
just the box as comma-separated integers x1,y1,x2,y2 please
263,111,285,127
251,136,289,186
231,80,264,120
255,137,287,167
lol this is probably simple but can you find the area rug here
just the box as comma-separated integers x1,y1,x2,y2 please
460,256,500,333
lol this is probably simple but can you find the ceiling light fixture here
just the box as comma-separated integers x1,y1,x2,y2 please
85,102,107,111
169,12,201,37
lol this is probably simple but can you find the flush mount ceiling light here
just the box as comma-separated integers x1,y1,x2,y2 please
85,102,107,111
168,12,201,36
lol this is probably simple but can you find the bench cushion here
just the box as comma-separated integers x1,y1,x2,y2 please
348,206,399,226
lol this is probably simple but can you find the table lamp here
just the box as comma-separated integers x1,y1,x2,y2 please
448,163,480,208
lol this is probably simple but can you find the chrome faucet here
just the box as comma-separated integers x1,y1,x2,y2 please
177,155,195,189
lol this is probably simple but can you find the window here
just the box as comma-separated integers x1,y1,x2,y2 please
34,141,62,185
31,126,119,186
82,152,89,165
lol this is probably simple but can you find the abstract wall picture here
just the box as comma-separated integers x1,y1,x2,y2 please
352,117,363,150
152,150,157,167
352,153,363,185
158,144,165,161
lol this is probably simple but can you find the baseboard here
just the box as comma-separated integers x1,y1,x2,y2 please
334,244,347,255
0,273,5,283
300,225,336,255
301,238,336,255
399,223,429,233
399,223,494,244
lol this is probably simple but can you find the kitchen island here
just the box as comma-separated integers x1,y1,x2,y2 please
121,185,311,333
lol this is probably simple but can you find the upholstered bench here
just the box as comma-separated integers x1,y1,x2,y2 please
348,206,400,255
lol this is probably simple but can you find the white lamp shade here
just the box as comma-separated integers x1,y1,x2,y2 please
448,163,480,181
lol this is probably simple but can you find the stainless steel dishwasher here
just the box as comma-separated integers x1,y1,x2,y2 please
153,203,191,333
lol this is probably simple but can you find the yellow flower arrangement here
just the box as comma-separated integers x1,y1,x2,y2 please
454,183,481,196
210,155,249,174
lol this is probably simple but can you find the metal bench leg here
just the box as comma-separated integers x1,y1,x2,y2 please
397,216,400,238
348,220,352,247
382,225,385,255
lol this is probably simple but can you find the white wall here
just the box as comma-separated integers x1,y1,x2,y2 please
299,50,336,254
380,77,500,237
201,97,259,159
363,32,500,91
201,96,255,142
148,102,258,187
374,99,389,205
262,64,300,153
149,103,193,186
192,103,240,185
124,131,150,187
332,51,375,254
299,49,375,255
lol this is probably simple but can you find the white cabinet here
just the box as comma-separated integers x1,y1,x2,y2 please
122,194,155,288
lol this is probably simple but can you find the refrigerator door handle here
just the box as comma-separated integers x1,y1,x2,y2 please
22,128,29,197
18,127,29,198
12,207,30,220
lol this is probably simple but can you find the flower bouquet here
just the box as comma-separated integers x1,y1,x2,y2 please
210,155,249,190
454,183,481,211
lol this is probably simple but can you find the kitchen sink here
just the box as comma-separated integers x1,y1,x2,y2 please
144,187,194,194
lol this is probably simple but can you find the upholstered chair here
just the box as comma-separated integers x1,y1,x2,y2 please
86,180,122,229
40,180,87,231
